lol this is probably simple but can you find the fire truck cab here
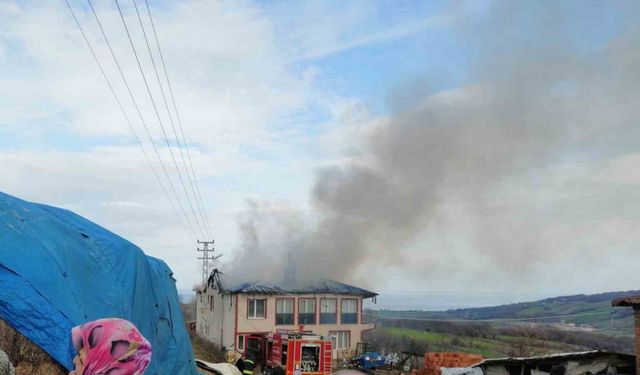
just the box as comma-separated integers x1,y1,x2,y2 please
264,330,332,375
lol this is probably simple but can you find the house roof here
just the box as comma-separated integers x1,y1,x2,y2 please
612,295,640,307
217,278,377,299
474,350,634,368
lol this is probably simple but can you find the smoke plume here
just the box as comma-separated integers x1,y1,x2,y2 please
224,2,640,288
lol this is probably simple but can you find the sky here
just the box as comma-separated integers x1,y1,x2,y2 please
1,1,640,308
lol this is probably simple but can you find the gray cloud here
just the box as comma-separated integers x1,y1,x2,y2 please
3,1,640,295
224,2,640,290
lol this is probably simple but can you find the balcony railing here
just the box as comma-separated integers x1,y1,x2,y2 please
298,313,316,325
341,313,357,324
276,313,294,325
320,313,337,324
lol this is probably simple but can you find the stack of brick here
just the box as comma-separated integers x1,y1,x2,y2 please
412,352,484,375
426,352,484,368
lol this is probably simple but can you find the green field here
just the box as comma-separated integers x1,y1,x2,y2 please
375,327,588,358
364,291,640,358
369,289,638,335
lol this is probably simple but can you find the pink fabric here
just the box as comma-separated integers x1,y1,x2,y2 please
71,318,152,375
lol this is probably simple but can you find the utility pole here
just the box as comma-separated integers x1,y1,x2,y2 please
610,310,615,330
197,240,216,284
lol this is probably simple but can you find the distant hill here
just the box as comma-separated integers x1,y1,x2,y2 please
368,289,640,333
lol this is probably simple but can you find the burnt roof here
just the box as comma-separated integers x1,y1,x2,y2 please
612,295,640,307
219,278,377,299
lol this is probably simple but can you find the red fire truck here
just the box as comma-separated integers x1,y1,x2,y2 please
263,330,332,375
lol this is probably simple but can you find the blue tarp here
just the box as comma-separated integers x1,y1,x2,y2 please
0,191,198,374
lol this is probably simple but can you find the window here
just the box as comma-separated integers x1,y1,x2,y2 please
237,335,245,351
276,298,294,325
320,298,337,324
209,295,214,311
329,331,350,350
282,343,288,365
341,299,357,324
300,345,320,372
248,299,266,319
247,336,261,352
298,298,316,324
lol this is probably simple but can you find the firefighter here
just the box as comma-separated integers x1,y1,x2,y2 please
235,354,245,374
242,355,256,375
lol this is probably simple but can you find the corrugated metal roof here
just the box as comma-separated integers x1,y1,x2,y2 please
474,350,634,367
218,278,377,298
612,295,640,306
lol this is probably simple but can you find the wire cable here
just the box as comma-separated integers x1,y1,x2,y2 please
64,0,196,240
85,0,199,239
131,0,213,240
143,0,215,240
114,0,206,240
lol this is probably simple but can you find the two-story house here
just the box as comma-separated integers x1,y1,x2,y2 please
196,272,377,359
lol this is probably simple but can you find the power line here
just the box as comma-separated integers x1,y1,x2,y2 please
85,0,199,239
143,0,215,240
114,0,206,240
131,0,212,240
64,0,195,240
144,0,214,238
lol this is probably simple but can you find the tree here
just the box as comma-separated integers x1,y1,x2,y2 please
507,324,546,357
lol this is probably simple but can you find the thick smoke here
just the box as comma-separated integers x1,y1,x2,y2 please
224,2,640,287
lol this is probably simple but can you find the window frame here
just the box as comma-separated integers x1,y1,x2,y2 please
319,298,337,324
247,298,267,319
237,335,245,351
298,298,317,325
340,298,358,324
275,298,295,326
329,330,351,350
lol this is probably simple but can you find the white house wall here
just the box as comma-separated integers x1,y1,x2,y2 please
235,293,374,358
197,289,376,360
196,289,235,348
221,294,235,348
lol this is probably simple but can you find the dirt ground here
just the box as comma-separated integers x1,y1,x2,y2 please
14,363,67,375
0,320,67,375
191,332,227,363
